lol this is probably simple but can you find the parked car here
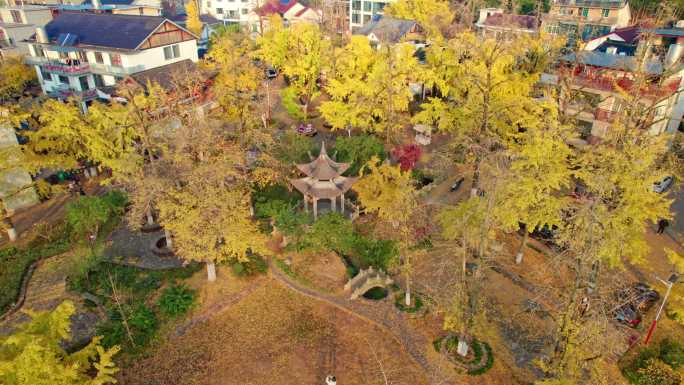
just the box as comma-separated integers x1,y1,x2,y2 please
265,67,277,79
450,177,465,192
296,123,317,137
653,176,674,193
518,223,564,252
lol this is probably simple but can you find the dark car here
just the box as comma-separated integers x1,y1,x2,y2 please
265,67,277,79
450,177,465,192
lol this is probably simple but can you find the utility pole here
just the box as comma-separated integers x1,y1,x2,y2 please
644,273,679,345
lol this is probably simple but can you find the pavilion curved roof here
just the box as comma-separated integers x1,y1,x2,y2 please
291,175,358,199
296,142,350,180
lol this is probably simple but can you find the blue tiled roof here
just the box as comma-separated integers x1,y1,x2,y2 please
40,12,166,50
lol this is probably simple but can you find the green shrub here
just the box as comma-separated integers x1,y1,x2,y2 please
660,339,684,369
158,284,196,317
395,293,424,313
301,213,355,254
272,131,314,165
468,342,494,376
66,191,127,239
433,337,444,352
281,86,305,121
352,236,398,270
335,135,386,176
230,254,268,277
129,304,158,346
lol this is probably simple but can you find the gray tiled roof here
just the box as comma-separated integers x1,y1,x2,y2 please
561,51,664,74
39,12,167,50
353,16,417,44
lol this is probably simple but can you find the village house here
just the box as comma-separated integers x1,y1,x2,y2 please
0,4,53,58
542,0,631,41
246,0,321,34
475,8,539,38
24,12,198,107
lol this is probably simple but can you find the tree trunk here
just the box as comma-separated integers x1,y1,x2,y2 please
516,229,528,264
457,336,469,357
405,269,411,307
146,208,154,226
6,227,17,242
206,260,217,282
164,228,173,249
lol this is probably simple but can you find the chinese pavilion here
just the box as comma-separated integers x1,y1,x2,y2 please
290,142,357,219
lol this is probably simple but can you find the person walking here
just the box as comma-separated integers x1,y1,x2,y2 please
657,219,670,234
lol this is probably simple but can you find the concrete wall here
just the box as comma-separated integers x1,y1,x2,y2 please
121,39,198,69
0,126,39,212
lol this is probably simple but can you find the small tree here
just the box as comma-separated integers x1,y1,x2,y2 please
334,134,386,176
185,0,202,36
0,301,120,385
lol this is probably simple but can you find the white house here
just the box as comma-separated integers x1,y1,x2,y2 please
0,4,53,58
24,12,198,104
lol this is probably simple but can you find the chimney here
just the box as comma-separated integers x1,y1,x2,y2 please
35,26,48,43
92,0,101,9
665,43,684,68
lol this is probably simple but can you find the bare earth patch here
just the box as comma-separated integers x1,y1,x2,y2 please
120,279,428,385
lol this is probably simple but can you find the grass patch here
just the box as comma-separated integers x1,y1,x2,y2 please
433,337,444,352
273,258,312,287
0,224,71,314
467,341,493,376
395,292,424,313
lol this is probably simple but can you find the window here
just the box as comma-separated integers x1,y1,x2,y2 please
78,51,88,63
372,2,384,13
216,7,223,13
581,7,589,17
241,7,247,14
352,0,360,10
39,66,50,81
351,12,360,23
78,76,90,91
228,10,237,17
163,44,180,60
58,75,69,84
559,6,569,15
58,51,68,59
110,53,122,66
10,10,22,23
33,44,45,57
94,74,104,88
363,14,370,23
94,51,104,64
363,1,371,11
602,8,609,17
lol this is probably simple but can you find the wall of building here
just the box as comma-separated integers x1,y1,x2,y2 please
122,39,198,69
349,0,392,30
202,0,257,23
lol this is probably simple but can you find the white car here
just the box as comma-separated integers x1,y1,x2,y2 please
653,176,674,193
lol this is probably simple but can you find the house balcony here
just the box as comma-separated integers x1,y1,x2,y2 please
554,0,627,8
48,84,98,101
570,73,682,99
543,13,618,26
89,62,144,76
25,56,91,75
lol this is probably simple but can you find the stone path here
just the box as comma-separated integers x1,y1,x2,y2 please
268,260,432,373
104,226,184,270
0,252,101,348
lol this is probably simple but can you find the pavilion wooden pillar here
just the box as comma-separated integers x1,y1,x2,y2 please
331,196,336,212
304,194,309,213
341,193,345,214
313,197,318,219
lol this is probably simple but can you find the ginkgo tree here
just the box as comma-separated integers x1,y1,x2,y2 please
155,117,269,281
256,17,330,121
384,0,455,39
319,37,419,142
355,156,422,306
0,300,119,385
185,0,202,36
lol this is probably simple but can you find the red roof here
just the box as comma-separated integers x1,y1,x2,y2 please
255,0,297,16
294,6,309,17
607,26,640,44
